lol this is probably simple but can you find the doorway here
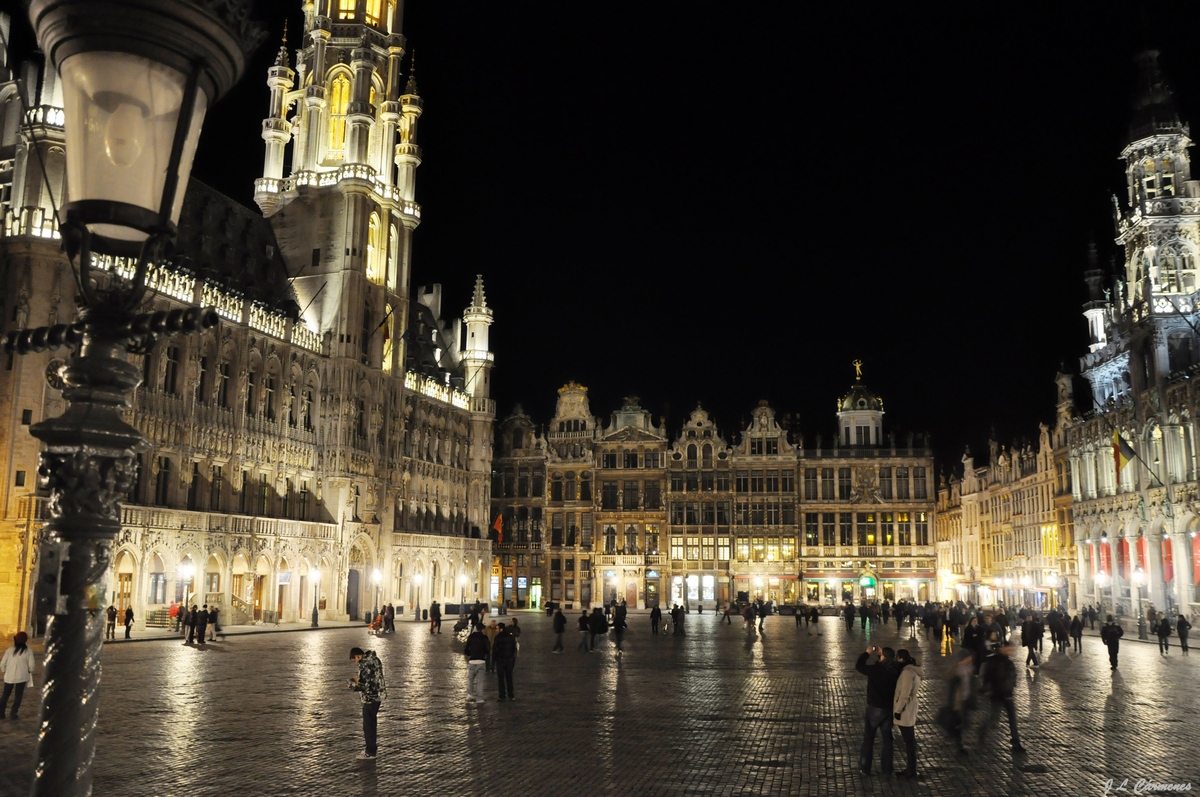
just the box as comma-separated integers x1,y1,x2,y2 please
625,581,638,607
253,575,265,621
347,569,361,621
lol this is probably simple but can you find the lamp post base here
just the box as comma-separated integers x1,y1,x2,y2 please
311,607,319,628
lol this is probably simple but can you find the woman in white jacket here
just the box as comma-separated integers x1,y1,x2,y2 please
892,648,923,779
1,632,35,720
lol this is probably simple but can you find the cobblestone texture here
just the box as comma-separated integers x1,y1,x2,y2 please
0,613,1197,796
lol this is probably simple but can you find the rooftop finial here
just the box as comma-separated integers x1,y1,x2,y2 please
853,358,863,381
274,21,290,67
472,274,487,309
405,48,418,95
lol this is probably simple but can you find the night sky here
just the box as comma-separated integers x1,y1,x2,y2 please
14,2,1200,469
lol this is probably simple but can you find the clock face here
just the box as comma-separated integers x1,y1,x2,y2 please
46,359,66,391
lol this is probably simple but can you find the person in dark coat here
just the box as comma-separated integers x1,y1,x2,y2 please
195,605,209,644
552,608,567,652
1100,615,1124,669
491,624,518,700
1020,617,1039,668
578,610,592,652
650,605,663,635
859,602,869,630
106,605,118,641
430,601,442,634
208,606,220,642
1069,614,1084,653
855,645,898,775
976,641,1024,753
123,606,134,639
589,607,609,650
612,601,627,653
1177,614,1192,655
185,605,199,644
1156,616,1172,655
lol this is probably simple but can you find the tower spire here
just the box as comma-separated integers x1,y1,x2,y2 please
1130,49,1185,141
275,21,290,67
405,49,418,95
471,274,487,310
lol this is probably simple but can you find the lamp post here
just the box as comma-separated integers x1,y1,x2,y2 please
178,562,195,608
1095,571,1110,615
1047,574,1060,610
371,568,381,620
9,4,260,794
309,568,321,628
413,573,423,621
1133,567,1148,640
459,574,468,616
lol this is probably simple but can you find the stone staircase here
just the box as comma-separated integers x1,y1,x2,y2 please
229,594,254,626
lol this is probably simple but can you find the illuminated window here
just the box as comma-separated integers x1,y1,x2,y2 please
388,224,399,291
338,0,356,20
386,0,397,32
365,0,382,25
670,537,684,560
366,212,384,283
686,537,700,561
328,74,350,153
382,304,394,373
752,537,765,562
701,537,715,561
736,537,750,562
717,537,731,561
766,536,780,562
781,536,795,561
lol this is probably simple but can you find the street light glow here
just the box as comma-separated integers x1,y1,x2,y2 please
372,568,381,585
309,568,320,583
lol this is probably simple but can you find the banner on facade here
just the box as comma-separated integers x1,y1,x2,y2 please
1136,536,1147,569
1117,538,1130,579
1162,538,1173,584
1100,542,1112,575
1090,542,1097,574
1193,535,1200,586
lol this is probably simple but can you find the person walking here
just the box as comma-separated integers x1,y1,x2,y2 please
347,646,386,760
1020,616,1039,668
0,633,34,720
578,610,592,652
385,603,395,633
552,608,567,652
208,606,221,642
1069,614,1083,653
195,605,209,645
430,601,442,634
589,607,609,651
492,624,518,701
464,624,490,703
1101,615,1124,670
945,650,974,756
941,612,954,656
859,602,869,631
1156,616,1172,655
1087,605,1097,630
179,604,190,637
106,604,118,641
757,599,768,634
723,604,733,625
977,640,1024,754
484,620,501,672
650,605,663,635
123,606,134,639
855,644,898,776
613,601,627,654
893,649,923,779
1177,614,1191,655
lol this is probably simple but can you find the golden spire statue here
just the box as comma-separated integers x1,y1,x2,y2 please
853,359,863,380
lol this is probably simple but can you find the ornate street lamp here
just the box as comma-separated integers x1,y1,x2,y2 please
9,3,261,795
459,573,468,616
1133,567,1148,640
310,568,321,628
178,562,195,606
413,573,423,621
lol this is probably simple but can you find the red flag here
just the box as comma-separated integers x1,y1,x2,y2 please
492,513,503,544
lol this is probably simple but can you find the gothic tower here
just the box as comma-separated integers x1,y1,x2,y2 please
1083,50,1200,407
253,0,420,374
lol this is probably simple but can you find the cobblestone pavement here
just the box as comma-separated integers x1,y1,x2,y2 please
0,612,1197,797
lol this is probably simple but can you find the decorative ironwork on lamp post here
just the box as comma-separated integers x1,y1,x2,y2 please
7,2,261,795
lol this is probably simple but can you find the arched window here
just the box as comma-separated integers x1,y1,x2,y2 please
382,303,394,374
388,224,399,291
686,444,697,467
365,0,382,26
702,444,713,468
328,74,350,153
366,212,384,284
1159,245,1197,293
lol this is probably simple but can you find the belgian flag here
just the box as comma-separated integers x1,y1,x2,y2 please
1112,430,1136,473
